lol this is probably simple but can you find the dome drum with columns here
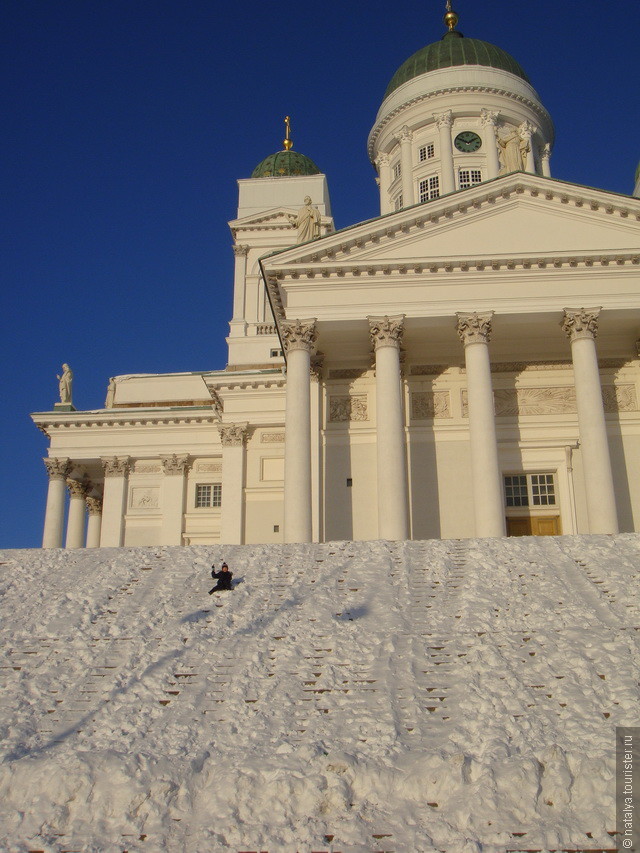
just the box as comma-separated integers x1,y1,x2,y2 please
32,7,640,549
370,12,554,212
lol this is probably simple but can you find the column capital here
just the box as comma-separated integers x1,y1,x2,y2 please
86,496,103,516
161,454,190,475
561,307,601,342
66,478,88,499
542,142,552,160
282,319,317,354
456,312,494,345
232,243,249,257
43,457,71,481
519,120,537,140
394,125,413,144
369,315,405,350
219,423,248,447
375,152,390,168
480,109,499,127
101,456,131,477
310,352,325,382
433,110,453,129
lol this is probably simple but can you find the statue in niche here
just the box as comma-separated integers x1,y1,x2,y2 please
289,196,321,243
57,364,73,404
497,127,529,173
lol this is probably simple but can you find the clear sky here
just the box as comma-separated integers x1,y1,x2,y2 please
3,0,639,548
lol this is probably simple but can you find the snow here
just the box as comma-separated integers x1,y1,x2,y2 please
0,534,638,852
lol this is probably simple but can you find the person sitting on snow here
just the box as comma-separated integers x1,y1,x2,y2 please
209,562,233,594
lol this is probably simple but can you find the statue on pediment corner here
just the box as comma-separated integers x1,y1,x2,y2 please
289,196,321,243
57,363,73,405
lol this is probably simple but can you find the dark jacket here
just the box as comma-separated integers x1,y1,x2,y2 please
211,568,233,590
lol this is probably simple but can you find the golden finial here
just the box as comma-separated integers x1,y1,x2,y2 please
283,116,293,151
444,0,459,31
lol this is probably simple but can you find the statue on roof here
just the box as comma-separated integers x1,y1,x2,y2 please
57,363,73,405
290,196,321,243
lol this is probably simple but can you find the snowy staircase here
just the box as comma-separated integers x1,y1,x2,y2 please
0,535,638,851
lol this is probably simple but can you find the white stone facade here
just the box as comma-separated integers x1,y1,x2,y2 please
32,34,640,548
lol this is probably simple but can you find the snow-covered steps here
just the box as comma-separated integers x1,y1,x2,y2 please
0,535,638,851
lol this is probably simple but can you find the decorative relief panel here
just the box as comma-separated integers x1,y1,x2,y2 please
329,395,369,422
461,385,638,417
329,368,368,379
411,391,452,420
261,432,285,444
194,461,222,473
131,487,159,509
134,463,162,473
602,384,638,412
410,365,451,376
495,387,577,416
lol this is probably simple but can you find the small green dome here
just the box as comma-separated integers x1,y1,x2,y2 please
384,31,530,99
251,149,321,178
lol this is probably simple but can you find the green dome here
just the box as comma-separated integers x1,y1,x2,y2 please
251,149,321,178
384,31,530,99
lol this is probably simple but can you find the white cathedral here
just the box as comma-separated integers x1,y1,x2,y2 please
33,7,640,549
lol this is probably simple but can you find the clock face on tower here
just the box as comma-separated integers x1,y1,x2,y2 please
454,131,482,152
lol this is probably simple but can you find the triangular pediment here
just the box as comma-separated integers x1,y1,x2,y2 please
229,206,300,231
262,174,640,271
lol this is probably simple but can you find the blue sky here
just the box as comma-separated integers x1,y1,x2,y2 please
2,0,639,548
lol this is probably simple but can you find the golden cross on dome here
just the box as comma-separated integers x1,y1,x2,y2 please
283,116,293,151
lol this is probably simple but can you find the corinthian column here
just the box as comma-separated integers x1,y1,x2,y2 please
65,478,88,548
480,110,501,179
100,457,130,547
86,496,103,548
161,455,190,545
562,309,618,533
541,143,552,178
42,458,71,548
282,319,317,543
230,244,249,331
219,424,248,545
395,126,415,207
519,121,537,174
375,153,393,215
457,312,506,537
434,111,455,194
369,315,409,540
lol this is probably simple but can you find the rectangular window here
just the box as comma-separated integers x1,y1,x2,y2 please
393,162,402,180
394,194,403,210
419,175,440,202
419,143,435,162
459,169,482,189
195,483,222,508
530,473,556,506
504,474,556,508
270,348,284,358
504,475,528,507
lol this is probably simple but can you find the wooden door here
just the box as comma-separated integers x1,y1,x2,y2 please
506,516,561,536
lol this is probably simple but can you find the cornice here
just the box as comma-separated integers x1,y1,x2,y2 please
368,84,554,161
31,409,221,435
212,377,286,392
267,252,640,282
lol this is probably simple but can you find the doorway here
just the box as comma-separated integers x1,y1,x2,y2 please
504,472,561,537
